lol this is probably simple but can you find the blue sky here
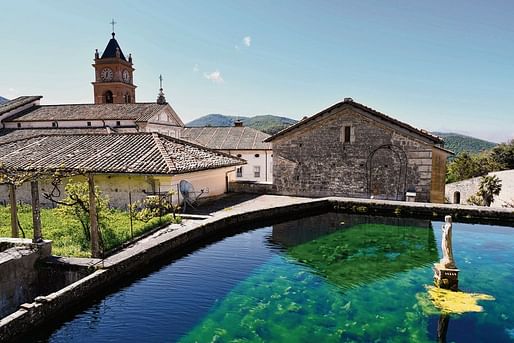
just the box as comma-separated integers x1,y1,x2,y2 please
1,0,513,142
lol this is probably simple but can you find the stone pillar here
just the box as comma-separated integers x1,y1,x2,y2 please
88,174,101,258
31,180,42,243
8,183,19,238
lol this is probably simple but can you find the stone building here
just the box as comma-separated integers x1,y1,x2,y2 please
265,98,451,203
181,122,273,182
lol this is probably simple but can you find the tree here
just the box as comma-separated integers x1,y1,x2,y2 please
467,175,502,207
490,139,514,170
54,179,109,247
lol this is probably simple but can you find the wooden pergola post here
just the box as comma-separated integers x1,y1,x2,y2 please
31,180,42,243
8,183,19,238
88,173,101,258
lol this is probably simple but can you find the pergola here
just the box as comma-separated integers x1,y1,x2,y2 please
0,132,244,257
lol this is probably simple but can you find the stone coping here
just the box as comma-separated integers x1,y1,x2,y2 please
2,195,514,341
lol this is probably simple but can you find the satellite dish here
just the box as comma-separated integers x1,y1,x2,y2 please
179,180,208,212
179,180,195,198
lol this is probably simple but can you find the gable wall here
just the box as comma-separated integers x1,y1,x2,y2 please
272,107,435,202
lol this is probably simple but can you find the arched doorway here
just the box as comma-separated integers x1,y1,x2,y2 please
453,191,461,204
366,145,407,200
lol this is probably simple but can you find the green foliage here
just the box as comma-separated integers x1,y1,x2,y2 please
466,175,502,207
478,175,502,207
433,132,496,156
446,139,514,183
490,139,514,170
130,193,181,224
55,179,110,244
445,152,497,183
0,205,176,257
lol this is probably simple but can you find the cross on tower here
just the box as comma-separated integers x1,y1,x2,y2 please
159,74,163,89
110,19,117,33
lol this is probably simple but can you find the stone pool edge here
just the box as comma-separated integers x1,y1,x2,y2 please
1,195,514,341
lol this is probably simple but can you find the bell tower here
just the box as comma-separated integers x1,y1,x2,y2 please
92,26,136,104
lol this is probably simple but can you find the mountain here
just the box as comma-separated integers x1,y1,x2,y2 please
187,114,298,135
432,132,497,155
0,96,8,104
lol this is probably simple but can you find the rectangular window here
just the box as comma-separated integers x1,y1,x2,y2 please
116,121,121,126
17,123,21,128
344,126,351,143
236,167,243,178
87,121,92,127
254,166,261,178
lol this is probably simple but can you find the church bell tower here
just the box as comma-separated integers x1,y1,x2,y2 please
92,26,136,104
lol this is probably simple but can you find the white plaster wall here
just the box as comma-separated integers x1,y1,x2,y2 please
224,150,273,182
445,169,514,207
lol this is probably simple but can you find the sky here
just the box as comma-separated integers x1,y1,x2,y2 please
1,0,513,142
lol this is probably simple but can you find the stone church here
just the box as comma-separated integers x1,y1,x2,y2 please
265,98,451,203
0,31,245,208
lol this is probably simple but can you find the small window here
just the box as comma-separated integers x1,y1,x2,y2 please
344,126,351,143
52,121,58,128
17,123,21,128
254,166,261,178
236,154,242,158
254,154,260,158
87,121,92,127
236,167,243,177
116,121,121,126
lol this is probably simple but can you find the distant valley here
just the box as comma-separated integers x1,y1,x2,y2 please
187,114,497,155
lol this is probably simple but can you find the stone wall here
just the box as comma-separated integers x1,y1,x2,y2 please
272,106,436,202
0,239,51,318
228,181,277,194
445,170,514,207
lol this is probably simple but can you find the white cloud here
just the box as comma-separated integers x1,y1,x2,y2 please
243,36,251,47
204,70,224,83
193,64,199,72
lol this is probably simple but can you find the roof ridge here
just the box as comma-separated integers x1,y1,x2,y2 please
152,132,176,172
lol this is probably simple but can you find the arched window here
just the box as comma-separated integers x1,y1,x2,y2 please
124,93,131,104
453,191,461,204
104,91,113,103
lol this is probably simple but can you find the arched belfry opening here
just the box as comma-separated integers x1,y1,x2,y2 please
104,91,113,103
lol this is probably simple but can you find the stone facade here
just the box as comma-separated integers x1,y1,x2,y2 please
269,100,449,202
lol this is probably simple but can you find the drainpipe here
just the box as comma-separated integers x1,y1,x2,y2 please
265,150,268,182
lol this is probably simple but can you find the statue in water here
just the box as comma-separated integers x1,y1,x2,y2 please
440,215,456,269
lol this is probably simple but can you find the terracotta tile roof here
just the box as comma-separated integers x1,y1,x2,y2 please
0,133,244,175
0,96,42,116
264,98,443,144
6,103,168,122
0,128,111,144
181,126,271,150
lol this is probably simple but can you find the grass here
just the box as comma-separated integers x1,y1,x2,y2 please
0,205,181,257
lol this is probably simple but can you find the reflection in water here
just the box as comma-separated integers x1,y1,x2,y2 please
272,213,438,290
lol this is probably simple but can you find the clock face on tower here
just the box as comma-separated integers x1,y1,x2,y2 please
122,69,130,83
100,68,113,81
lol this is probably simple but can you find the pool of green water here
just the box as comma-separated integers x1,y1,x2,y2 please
181,215,514,342
30,213,514,342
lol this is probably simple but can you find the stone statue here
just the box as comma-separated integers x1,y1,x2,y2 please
440,215,456,269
